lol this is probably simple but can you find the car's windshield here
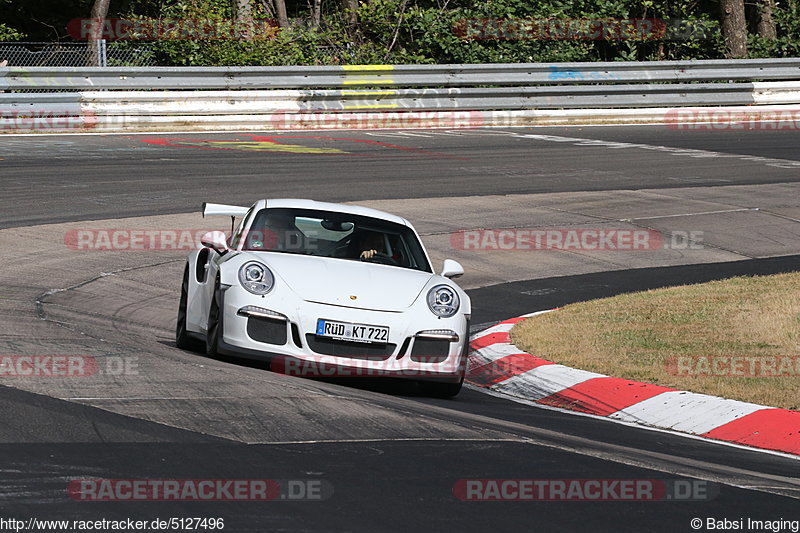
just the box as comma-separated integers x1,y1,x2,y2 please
241,208,432,273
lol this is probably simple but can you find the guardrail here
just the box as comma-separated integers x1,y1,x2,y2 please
2,59,800,132
4,59,800,90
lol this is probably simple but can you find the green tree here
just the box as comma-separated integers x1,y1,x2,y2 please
719,0,747,57
749,0,800,57
0,24,24,42
0,0,24,41
1,0,792,64
89,0,112,65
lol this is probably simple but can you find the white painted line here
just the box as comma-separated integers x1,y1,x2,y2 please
250,437,528,445
388,131,433,137
625,207,757,221
520,133,800,169
520,310,557,318
447,129,518,136
66,396,240,400
362,132,407,137
423,131,465,136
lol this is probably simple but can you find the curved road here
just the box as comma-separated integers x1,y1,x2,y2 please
0,126,799,532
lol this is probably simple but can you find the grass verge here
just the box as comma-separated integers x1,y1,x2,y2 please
510,272,800,410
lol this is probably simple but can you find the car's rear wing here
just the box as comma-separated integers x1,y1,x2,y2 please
202,203,249,218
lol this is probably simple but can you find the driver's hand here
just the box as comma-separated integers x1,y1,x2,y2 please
360,249,378,259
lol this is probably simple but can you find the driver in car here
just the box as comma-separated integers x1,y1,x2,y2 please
359,231,385,260
248,212,304,251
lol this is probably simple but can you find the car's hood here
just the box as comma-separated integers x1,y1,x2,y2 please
253,252,434,312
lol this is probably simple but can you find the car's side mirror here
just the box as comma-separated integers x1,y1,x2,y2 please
440,259,464,279
201,230,229,254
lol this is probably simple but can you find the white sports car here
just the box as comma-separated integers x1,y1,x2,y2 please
176,199,471,397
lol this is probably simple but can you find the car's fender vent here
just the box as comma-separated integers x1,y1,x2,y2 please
305,334,395,360
247,317,288,345
409,338,451,363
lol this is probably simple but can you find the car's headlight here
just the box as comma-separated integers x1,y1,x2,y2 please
238,261,274,295
427,284,460,318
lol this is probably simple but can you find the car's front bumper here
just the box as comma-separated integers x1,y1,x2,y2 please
217,285,468,383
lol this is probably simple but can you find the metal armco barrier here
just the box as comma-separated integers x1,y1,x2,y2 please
3,59,800,90
2,58,800,132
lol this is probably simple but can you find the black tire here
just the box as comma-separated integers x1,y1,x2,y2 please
205,276,223,357
418,376,464,398
176,266,204,352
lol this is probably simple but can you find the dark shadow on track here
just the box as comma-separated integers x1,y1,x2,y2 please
468,254,800,325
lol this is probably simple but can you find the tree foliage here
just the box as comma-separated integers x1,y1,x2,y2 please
140,0,734,65
0,0,796,63
749,0,800,57
0,24,24,42
0,0,25,41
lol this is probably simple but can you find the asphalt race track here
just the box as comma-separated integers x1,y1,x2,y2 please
3,127,800,228
0,125,799,532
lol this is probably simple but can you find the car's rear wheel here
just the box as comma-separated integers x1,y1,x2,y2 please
205,276,223,357
176,266,203,351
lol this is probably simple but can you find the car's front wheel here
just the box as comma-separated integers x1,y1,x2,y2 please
176,265,203,352
205,276,223,357
418,376,463,398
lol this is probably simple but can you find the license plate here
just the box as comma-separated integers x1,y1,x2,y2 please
316,319,389,344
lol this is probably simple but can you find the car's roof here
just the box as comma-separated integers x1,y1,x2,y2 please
260,199,410,227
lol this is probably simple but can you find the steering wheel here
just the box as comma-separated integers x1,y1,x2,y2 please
361,252,398,266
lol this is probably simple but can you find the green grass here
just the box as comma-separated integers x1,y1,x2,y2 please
511,272,800,410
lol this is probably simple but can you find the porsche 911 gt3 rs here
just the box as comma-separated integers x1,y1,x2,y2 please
176,199,471,397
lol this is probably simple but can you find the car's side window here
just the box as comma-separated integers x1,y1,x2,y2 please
388,234,412,268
